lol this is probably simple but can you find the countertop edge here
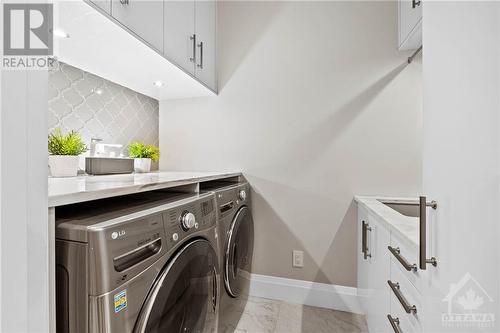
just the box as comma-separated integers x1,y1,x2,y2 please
49,171,242,207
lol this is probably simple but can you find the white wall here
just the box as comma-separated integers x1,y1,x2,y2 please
160,1,422,286
422,2,500,331
0,2,49,331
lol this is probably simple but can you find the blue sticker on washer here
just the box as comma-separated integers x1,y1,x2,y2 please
114,290,127,313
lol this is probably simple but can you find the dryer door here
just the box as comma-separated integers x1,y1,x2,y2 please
134,239,219,333
224,206,254,297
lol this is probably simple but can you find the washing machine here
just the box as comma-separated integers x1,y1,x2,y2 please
210,183,254,333
55,191,220,333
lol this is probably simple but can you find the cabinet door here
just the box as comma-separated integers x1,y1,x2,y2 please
164,0,195,76
88,0,111,14
398,0,422,50
365,216,391,333
112,0,163,52
357,207,371,313
194,0,217,91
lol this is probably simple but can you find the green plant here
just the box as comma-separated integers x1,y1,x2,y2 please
48,128,87,155
128,142,160,162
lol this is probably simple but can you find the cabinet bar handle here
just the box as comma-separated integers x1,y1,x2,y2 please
119,0,129,4
361,220,371,259
388,246,417,272
189,34,196,63
387,315,403,333
419,196,437,270
388,280,417,314
412,0,421,8
197,41,204,69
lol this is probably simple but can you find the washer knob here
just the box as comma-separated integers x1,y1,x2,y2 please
238,190,247,201
180,211,196,230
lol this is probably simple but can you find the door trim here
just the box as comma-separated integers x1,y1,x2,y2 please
133,238,217,333
224,206,249,297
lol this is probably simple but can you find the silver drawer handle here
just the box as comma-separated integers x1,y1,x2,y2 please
387,315,403,333
388,246,417,272
388,280,417,314
197,41,204,69
189,34,196,63
361,220,372,259
419,196,438,270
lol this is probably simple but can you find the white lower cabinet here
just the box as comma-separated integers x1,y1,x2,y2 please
358,205,424,333
357,206,391,332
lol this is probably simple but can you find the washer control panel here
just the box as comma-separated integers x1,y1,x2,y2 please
163,193,216,250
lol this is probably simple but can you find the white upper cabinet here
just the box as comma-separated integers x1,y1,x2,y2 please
398,0,422,50
111,0,164,52
164,0,217,92
164,0,196,76
194,0,217,91
89,0,111,14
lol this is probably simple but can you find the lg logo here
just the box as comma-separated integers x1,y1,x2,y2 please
111,230,126,240
3,4,53,56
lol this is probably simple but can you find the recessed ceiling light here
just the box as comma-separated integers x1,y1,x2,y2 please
153,81,164,87
52,28,70,39
93,88,103,95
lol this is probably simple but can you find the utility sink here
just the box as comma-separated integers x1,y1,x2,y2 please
378,200,420,217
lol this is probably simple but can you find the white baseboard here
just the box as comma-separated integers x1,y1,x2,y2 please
249,274,363,314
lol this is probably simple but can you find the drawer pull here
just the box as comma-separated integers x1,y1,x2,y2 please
388,246,417,272
388,280,417,314
419,196,438,270
387,315,403,333
362,220,372,259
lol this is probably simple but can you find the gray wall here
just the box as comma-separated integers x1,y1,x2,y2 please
49,61,159,156
159,1,422,287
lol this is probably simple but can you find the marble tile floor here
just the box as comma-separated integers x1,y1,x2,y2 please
219,296,368,333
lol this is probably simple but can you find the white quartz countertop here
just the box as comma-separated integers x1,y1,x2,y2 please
49,171,241,207
354,196,419,249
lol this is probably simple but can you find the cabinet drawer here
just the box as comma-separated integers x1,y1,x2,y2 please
389,261,423,332
389,236,423,292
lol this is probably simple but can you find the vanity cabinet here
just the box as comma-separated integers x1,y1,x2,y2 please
111,0,164,52
357,202,425,333
398,0,422,50
357,206,391,332
164,0,217,91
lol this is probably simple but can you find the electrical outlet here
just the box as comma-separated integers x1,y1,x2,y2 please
293,250,304,268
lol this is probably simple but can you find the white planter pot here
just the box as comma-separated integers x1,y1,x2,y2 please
48,155,79,177
134,158,152,173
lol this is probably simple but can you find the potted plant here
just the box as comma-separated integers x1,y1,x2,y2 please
128,142,160,173
48,128,87,177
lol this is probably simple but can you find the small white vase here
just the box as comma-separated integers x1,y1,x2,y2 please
134,158,152,173
48,155,79,177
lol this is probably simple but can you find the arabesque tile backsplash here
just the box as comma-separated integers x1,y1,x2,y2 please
48,61,159,157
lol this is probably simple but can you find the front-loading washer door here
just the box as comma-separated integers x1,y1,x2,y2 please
134,239,219,333
224,206,254,298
